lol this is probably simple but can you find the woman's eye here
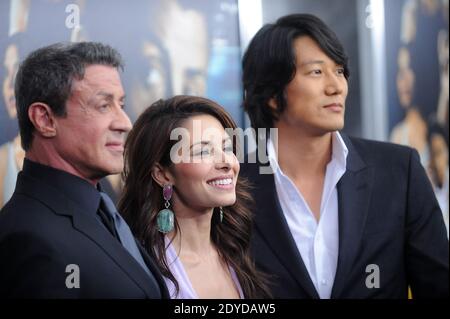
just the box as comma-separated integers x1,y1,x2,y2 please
200,149,211,155
194,148,211,157
224,145,234,153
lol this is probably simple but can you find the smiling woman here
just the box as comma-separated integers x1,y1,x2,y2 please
119,95,271,299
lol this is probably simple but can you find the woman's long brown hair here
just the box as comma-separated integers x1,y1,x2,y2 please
119,95,271,298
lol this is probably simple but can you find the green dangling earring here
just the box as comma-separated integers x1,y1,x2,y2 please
156,184,174,233
219,206,224,223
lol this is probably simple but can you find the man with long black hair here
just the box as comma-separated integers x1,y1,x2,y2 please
241,14,449,299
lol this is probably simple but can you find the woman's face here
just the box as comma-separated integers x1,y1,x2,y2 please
168,114,240,214
3,44,19,118
131,41,168,119
396,48,415,109
430,133,449,185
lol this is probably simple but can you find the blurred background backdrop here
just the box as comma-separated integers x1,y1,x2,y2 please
0,0,448,235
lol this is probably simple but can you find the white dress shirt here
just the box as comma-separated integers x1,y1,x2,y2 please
267,132,348,299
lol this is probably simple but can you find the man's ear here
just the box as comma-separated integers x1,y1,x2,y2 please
151,163,175,187
28,102,57,137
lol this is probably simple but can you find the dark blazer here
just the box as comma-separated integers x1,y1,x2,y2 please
240,134,449,298
0,160,170,299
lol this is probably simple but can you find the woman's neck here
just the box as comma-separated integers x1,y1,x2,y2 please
168,204,216,259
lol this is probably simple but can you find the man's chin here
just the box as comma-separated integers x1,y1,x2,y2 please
313,124,344,136
327,120,344,132
106,166,124,176
94,163,123,179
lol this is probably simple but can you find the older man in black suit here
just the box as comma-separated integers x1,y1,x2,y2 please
0,42,169,298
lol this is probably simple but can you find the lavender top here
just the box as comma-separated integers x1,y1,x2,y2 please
163,237,244,299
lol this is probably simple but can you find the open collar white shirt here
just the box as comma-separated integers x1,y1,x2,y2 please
267,132,348,299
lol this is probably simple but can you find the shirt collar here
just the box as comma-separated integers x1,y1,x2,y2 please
332,131,349,169
267,131,348,175
22,158,102,216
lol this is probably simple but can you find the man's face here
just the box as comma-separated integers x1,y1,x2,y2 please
53,65,132,180
158,3,208,95
396,48,415,108
277,36,348,135
2,44,19,118
131,41,167,118
430,133,448,185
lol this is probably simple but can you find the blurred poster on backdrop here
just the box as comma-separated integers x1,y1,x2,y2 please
385,0,448,236
0,0,242,206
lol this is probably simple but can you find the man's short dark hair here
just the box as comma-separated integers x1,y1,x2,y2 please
15,42,124,150
242,14,350,131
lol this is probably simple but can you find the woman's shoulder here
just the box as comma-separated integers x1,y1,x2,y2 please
163,239,198,299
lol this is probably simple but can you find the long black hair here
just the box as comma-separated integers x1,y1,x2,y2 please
243,13,350,131
119,95,272,298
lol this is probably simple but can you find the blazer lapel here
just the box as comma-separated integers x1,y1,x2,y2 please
16,173,160,298
136,240,170,299
331,136,374,298
71,213,161,298
251,164,319,298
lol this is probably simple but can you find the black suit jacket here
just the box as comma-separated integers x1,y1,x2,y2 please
0,159,170,299
240,135,449,298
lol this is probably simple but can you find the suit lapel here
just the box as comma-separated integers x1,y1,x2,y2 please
16,173,160,298
251,164,319,298
71,212,161,298
331,136,374,298
136,240,170,299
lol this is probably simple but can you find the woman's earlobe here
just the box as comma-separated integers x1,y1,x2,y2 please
150,165,163,187
268,97,277,110
151,163,173,187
